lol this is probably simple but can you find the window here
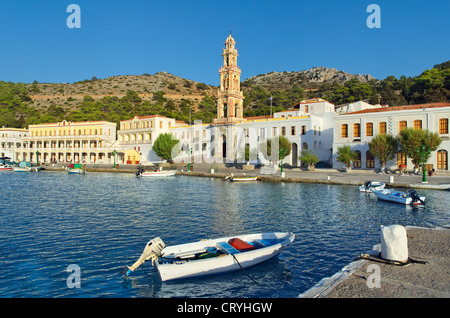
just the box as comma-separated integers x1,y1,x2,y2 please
379,122,387,135
439,118,449,134
399,121,407,132
304,105,309,113
301,125,306,135
353,123,361,138
414,120,422,130
272,127,277,136
341,124,348,138
259,128,265,139
291,126,295,135
366,123,373,136
437,150,448,170
397,152,407,169
366,151,375,168
281,127,286,136
159,121,163,129
353,151,361,168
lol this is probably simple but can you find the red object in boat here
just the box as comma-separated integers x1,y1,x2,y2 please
228,238,257,252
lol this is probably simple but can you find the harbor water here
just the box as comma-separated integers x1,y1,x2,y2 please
0,171,449,298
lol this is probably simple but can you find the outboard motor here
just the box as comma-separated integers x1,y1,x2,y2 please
135,166,145,176
125,237,165,276
408,189,425,205
364,180,372,190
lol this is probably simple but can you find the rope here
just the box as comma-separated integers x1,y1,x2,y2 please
355,253,427,266
231,253,259,284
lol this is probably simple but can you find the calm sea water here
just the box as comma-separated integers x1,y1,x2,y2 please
0,171,448,298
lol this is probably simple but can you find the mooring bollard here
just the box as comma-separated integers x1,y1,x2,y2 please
389,176,394,183
380,224,408,262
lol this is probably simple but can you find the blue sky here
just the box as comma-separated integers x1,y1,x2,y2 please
0,0,449,85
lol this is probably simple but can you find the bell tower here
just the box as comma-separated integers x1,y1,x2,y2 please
213,33,245,124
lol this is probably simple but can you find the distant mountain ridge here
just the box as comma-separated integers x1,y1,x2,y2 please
244,67,376,90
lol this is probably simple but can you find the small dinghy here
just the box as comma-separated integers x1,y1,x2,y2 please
371,188,425,205
359,180,385,193
125,232,295,281
225,174,258,182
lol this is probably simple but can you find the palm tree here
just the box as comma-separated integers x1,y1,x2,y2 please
300,150,319,171
368,134,399,173
336,145,358,170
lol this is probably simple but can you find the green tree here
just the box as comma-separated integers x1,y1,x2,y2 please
260,136,292,161
368,134,399,172
152,133,180,161
398,128,442,170
300,150,319,171
336,145,358,170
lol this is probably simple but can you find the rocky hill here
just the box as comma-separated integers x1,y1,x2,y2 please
244,67,376,91
27,71,217,112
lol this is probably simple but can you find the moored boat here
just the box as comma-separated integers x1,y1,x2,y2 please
226,174,258,182
359,180,385,193
13,161,41,172
371,188,425,205
0,163,13,171
137,169,176,177
66,163,87,174
125,232,295,281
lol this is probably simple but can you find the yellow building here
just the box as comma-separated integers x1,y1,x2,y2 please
117,115,177,164
17,120,117,164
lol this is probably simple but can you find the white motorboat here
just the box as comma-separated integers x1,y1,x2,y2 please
225,174,258,182
137,169,177,177
359,181,385,193
125,232,295,281
13,161,41,172
371,188,426,205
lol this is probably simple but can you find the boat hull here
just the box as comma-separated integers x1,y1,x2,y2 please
139,170,176,177
359,181,385,193
13,167,40,172
372,189,425,205
229,176,258,182
155,232,294,281
68,168,86,174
